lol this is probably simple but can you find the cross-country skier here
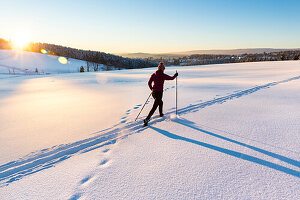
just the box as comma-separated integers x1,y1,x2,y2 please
144,62,178,126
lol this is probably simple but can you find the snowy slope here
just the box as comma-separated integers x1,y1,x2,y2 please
0,49,90,74
0,61,300,199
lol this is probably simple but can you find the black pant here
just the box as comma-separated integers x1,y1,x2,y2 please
146,91,163,120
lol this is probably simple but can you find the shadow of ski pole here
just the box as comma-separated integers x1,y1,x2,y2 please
150,126,300,178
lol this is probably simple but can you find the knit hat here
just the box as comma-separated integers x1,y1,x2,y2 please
158,62,165,71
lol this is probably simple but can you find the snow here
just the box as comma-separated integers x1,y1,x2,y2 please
0,54,299,199
0,49,89,74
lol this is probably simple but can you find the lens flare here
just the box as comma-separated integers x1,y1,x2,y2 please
41,49,47,54
58,57,68,64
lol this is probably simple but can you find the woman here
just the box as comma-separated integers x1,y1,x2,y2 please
144,62,178,126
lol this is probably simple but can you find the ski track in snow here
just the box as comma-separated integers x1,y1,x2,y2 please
1,75,300,187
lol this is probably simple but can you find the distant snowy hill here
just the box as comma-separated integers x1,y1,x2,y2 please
0,49,101,74
0,37,158,71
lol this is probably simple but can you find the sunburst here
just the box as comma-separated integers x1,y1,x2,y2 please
11,33,31,49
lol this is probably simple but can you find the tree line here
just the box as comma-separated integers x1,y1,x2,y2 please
0,38,157,70
145,51,300,66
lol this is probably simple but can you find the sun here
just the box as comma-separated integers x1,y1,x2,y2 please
11,33,31,49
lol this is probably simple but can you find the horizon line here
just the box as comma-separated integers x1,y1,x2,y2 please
1,36,300,55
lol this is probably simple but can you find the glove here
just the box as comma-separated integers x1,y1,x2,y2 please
174,72,178,77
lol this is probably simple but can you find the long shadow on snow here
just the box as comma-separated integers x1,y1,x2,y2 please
1,74,300,187
150,126,300,178
173,117,300,168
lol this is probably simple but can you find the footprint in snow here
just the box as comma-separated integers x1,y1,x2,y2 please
102,149,110,153
80,175,97,187
99,159,110,166
69,193,81,200
80,175,92,185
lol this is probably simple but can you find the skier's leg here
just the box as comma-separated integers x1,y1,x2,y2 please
159,100,163,116
146,100,159,120
146,92,159,120
158,92,163,116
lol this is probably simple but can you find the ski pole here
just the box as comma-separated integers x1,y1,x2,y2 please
135,92,152,121
176,70,178,116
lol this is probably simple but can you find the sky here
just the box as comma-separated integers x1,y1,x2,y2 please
1,0,300,54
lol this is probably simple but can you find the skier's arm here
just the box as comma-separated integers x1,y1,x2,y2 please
163,72,178,80
148,75,154,90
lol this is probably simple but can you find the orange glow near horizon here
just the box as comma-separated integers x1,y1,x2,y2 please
11,33,31,50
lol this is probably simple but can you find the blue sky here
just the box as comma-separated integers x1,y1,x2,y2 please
1,0,300,53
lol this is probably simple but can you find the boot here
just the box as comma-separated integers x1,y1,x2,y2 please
143,118,150,126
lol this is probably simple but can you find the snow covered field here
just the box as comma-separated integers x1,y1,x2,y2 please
0,56,300,199
0,49,93,74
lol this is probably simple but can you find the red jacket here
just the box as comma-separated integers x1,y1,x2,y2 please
148,70,176,92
